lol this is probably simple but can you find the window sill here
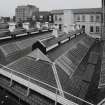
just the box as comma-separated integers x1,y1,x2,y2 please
90,32,100,34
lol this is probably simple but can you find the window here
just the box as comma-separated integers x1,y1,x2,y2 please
40,15,43,19
59,17,62,21
96,26,100,33
59,24,62,30
96,15,100,22
55,15,57,21
82,25,85,31
82,15,85,22
49,16,52,21
90,16,94,22
77,15,80,22
90,26,94,32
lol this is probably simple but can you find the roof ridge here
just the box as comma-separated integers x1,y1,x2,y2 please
52,63,64,97
28,48,52,63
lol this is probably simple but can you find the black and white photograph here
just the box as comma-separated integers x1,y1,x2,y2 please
0,0,104,105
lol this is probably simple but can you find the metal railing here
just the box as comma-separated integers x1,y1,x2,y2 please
0,63,94,105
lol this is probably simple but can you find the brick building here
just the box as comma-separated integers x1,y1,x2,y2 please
15,5,39,22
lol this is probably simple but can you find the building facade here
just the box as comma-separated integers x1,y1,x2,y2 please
51,10,64,31
73,8,102,38
38,11,53,23
15,5,39,22
51,8,102,38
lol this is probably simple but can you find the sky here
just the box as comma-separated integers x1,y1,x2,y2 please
0,0,102,17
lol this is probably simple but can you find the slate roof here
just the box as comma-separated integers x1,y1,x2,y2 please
99,42,105,88
0,32,52,65
47,35,94,62
2,33,95,105
71,8,102,14
0,43,21,65
82,64,95,82
41,37,58,48
8,56,57,93
51,8,102,14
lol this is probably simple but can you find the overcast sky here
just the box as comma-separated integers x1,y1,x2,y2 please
0,0,102,17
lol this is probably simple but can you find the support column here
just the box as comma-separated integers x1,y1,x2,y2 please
26,78,30,97
102,0,105,39
9,72,13,87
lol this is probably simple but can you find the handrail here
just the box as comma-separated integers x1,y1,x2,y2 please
98,97,105,105
0,63,94,105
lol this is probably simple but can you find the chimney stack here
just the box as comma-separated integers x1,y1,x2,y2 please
52,24,58,37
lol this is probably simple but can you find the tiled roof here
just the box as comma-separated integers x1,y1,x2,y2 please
0,29,10,37
54,35,94,78
56,64,89,101
41,37,58,48
47,35,94,62
8,56,57,92
82,64,95,82
32,29,84,55
99,42,105,88
0,43,21,65
1,33,95,104
16,38,33,50
0,32,52,65
0,40,33,65
88,51,99,65
12,28,26,35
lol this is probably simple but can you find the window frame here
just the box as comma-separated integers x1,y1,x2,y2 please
82,15,85,22
96,15,100,22
76,15,80,22
55,15,57,21
96,26,100,33
90,15,94,22
90,26,94,33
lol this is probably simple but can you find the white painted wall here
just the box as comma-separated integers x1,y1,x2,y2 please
53,14,64,24
52,10,102,38
64,10,74,32
74,14,102,38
